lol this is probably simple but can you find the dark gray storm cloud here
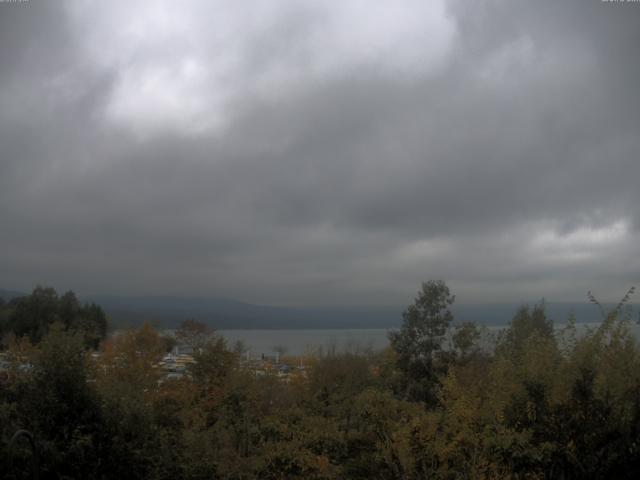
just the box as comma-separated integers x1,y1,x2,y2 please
1,0,639,305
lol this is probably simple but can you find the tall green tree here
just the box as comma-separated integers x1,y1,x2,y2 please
388,280,455,405
15,323,104,479
496,302,554,358
5,287,107,348
8,286,59,343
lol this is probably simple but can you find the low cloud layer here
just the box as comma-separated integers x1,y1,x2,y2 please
1,0,639,306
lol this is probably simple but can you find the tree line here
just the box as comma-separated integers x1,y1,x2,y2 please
0,286,107,348
1,282,640,479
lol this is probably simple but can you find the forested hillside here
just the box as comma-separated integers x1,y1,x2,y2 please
1,282,640,479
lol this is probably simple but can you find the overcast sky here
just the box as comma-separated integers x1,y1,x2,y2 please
1,0,639,306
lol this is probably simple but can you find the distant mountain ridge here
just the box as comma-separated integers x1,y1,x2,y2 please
69,293,640,329
0,289,26,301
85,294,402,329
1,288,635,329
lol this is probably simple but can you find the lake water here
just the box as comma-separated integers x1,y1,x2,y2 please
218,322,640,357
